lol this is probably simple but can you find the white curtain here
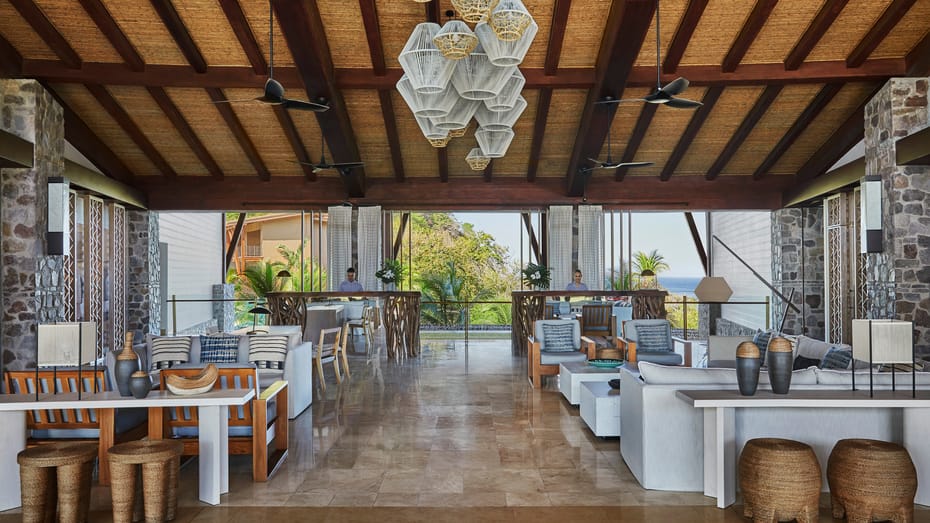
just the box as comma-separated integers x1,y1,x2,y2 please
357,206,382,291
548,205,573,291
327,206,353,291
578,205,605,290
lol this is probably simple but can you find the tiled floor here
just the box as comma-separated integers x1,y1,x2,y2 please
4,332,930,522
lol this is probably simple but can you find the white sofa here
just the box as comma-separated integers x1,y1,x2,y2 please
620,362,930,492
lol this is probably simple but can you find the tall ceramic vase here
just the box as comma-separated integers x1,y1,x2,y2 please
736,341,761,396
766,336,793,394
114,332,140,397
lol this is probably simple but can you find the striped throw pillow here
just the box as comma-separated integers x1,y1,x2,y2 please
248,335,288,370
541,323,575,352
199,335,239,364
150,336,191,370
635,323,671,352
821,346,853,370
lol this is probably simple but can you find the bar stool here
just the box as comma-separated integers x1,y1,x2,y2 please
828,438,917,523
739,438,821,523
107,440,184,523
17,441,98,523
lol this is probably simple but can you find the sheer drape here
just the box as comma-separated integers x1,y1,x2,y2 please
578,205,605,290
548,205,572,290
327,206,353,291
357,206,382,291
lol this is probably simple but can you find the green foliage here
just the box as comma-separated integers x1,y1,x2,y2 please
632,249,670,275
666,297,699,331
239,260,284,299
276,243,327,291
521,262,551,289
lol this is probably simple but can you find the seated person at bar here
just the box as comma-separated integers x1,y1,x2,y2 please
566,269,588,291
339,267,363,292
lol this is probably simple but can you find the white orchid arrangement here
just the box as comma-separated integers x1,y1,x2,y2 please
521,262,551,289
375,258,406,285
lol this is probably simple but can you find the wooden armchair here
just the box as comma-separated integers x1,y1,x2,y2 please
617,319,693,366
315,327,343,392
527,319,596,388
581,303,613,339
156,366,288,482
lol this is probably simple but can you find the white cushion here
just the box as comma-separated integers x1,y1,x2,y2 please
815,368,930,386
638,361,817,385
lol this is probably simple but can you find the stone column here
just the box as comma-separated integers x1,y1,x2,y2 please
212,283,234,332
864,77,930,353
126,210,161,342
771,207,825,340
1,79,65,372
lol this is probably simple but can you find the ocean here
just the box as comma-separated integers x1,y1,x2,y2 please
657,275,701,297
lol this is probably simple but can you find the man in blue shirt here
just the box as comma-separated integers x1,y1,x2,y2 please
339,267,363,292
566,269,588,291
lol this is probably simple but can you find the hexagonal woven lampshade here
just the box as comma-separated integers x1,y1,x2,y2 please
428,95,480,130
475,127,514,158
475,19,537,66
451,0,499,23
415,115,449,141
466,148,491,170
428,136,451,148
482,68,525,112
451,42,513,100
489,0,533,42
693,277,733,302
475,95,527,131
433,20,478,60
396,75,456,118
399,23,455,94
448,126,468,138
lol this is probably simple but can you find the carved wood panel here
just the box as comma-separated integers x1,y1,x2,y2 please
110,203,126,355
63,190,76,321
86,196,104,358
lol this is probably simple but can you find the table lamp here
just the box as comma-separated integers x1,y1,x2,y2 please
248,305,272,334
37,322,97,399
852,319,915,396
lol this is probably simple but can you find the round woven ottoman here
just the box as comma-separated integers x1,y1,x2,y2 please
17,441,98,523
828,438,916,523
739,438,821,523
107,440,184,523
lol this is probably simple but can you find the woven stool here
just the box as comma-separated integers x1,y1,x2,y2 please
107,440,184,523
739,438,821,523
828,438,916,523
17,441,98,523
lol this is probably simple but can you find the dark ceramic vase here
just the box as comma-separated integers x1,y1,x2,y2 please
736,357,762,396
129,371,152,399
767,351,793,394
115,333,140,397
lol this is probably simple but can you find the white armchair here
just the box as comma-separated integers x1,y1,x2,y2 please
527,319,596,388
618,319,692,366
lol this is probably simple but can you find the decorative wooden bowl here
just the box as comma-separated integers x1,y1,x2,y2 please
165,364,219,396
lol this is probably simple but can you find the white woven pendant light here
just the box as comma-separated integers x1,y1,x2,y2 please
475,127,514,158
451,0,499,23
415,115,449,141
490,0,533,42
482,68,525,112
396,74,456,118
429,95,480,130
475,19,537,66
466,148,491,170
448,126,468,138
475,95,527,131
451,42,513,100
428,136,451,148
433,20,478,60
399,23,455,94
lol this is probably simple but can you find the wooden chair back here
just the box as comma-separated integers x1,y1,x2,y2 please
159,366,258,434
581,304,613,337
317,327,341,361
4,369,108,431
544,303,556,319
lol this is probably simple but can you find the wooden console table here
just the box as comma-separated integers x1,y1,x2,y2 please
676,389,930,509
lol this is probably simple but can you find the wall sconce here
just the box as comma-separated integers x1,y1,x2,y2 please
860,175,883,253
47,177,69,255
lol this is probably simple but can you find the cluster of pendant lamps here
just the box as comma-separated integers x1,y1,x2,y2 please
399,0,536,170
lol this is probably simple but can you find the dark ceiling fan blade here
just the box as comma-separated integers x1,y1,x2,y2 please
617,161,654,167
210,97,264,104
282,98,330,112
595,98,647,105
665,97,703,108
661,77,690,96
329,162,364,169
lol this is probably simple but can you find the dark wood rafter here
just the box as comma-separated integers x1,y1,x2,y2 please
392,212,410,260
721,0,778,73
218,0,267,75
684,212,708,275
847,0,917,68
378,90,405,182
662,0,708,74
272,106,315,181
86,84,177,178
0,34,23,77
424,0,449,182
149,0,208,73
615,104,658,181
225,212,247,273
566,0,655,196
147,86,222,179
526,88,552,182
544,0,573,74
905,30,930,76
361,0,405,181
752,83,842,179
205,87,270,181
705,84,782,180
274,0,366,197
8,0,82,69
483,160,493,183
77,0,145,72
784,0,849,71
359,0,386,76
660,86,723,181
437,147,449,182
521,212,542,264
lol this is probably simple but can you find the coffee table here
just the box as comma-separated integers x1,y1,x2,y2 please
580,381,621,436
559,360,623,405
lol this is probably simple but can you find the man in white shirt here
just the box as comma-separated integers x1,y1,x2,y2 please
566,269,588,291
339,267,363,292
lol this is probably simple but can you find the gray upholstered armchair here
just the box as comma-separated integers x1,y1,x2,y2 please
527,319,596,388
618,319,692,366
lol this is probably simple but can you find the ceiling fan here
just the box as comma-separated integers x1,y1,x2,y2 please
213,1,329,112
597,0,702,109
586,103,654,171
293,135,364,174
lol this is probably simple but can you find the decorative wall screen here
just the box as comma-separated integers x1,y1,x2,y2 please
63,191,76,320
86,196,104,357
110,204,126,352
824,192,865,344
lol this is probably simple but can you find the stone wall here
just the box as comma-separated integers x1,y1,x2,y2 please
212,283,235,332
771,206,825,340
126,211,161,342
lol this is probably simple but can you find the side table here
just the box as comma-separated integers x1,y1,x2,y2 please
580,381,621,437
559,361,623,405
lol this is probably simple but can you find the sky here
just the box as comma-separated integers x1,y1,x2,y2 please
452,211,707,278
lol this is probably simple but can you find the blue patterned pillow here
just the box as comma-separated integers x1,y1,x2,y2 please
636,323,671,352
199,335,239,364
542,323,576,352
821,346,852,370
753,330,775,365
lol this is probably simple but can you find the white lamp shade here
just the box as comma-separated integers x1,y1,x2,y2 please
475,127,515,158
693,276,733,302
482,68,526,111
475,19,537,66
466,148,491,170
433,20,479,60
852,319,913,364
451,42,513,100
415,115,450,140
429,95,480,130
475,95,527,130
38,322,97,366
399,23,455,94
396,74,456,118
489,0,533,42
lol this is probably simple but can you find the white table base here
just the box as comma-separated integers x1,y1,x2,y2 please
579,381,621,437
559,362,622,405
0,411,26,510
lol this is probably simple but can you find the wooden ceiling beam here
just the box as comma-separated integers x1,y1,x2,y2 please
0,34,23,77
218,0,267,76
274,0,365,197
77,0,144,72
847,0,916,68
752,83,842,179
363,0,404,181
147,86,222,180
705,84,782,180
721,0,778,73
526,87,552,182
544,0,573,75
437,147,449,183
272,106,316,181
205,87,270,181
565,0,655,196
905,30,930,76
483,160,493,183
378,90,405,182
659,86,723,181
359,0,386,75
9,0,81,69
615,104,658,181
784,0,849,71
150,0,208,73
663,0,709,75
85,84,177,178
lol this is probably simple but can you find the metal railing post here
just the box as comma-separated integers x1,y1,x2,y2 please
171,294,178,336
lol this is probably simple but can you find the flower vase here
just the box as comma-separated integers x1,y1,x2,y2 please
384,282,396,292
114,332,140,397
129,371,152,399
